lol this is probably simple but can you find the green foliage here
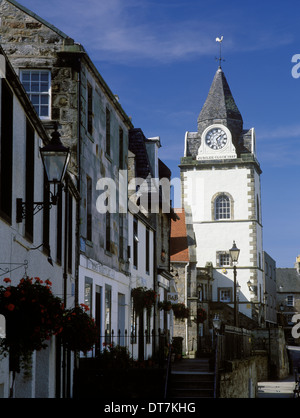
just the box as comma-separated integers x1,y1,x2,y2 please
172,303,189,320
60,304,99,353
97,343,132,369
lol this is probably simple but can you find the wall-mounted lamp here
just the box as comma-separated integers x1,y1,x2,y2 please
247,279,254,292
29,243,53,266
16,124,70,223
212,314,221,333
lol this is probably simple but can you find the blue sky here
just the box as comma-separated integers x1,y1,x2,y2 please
17,0,300,267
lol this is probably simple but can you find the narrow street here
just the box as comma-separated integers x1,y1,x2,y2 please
257,346,300,398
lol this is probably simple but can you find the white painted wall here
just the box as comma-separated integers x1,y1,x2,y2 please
183,164,263,320
127,212,155,359
0,77,76,398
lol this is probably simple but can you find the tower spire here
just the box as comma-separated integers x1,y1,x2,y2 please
216,36,224,68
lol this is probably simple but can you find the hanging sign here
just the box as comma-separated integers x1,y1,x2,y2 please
167,292,178,304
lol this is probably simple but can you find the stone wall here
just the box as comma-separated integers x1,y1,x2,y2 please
219,353,268,398
0,0,79,176
252,327,289,379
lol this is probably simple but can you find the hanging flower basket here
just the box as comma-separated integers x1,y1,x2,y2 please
59,304,98,353
172,303,189,320
157,300,172,311
196,307,207,323
131,287,157,313
0,277,64,372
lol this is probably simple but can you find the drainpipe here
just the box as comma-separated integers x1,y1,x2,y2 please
72,58,82,399
62,176,69,399
75,58,81,308
153,228,157,356
185,262,190,356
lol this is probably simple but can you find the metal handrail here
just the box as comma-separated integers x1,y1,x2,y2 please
213,334,220,398
164,340,172,399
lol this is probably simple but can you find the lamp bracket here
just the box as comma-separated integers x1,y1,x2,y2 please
16,198,54,223
0,260,28,277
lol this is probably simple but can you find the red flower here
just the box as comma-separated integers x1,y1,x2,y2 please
4,291,11,298
6,304,15,311
3,278,11,283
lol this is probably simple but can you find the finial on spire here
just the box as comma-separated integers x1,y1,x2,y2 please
215,36,225,68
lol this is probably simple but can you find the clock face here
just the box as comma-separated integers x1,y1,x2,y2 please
205,128,227,150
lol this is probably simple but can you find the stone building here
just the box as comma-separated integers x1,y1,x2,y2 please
0,0,133,397
0,0,134,358
263,251,277,327
0,45,77,397
174,65,269,355
128,128,176,359
277,257,300,345
0,0,177,393
170,208,192,355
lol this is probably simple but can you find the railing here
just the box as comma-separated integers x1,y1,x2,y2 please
87,328,170,366
163,339,173,399
213,326,252,397
216,326,252,369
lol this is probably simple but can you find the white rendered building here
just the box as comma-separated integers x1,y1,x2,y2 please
180,66,264,326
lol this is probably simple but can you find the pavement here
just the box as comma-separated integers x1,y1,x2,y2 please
256,345,300,398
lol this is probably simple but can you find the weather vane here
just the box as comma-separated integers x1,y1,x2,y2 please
216,36,225,67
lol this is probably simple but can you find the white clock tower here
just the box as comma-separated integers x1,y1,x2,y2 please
180,66,264,326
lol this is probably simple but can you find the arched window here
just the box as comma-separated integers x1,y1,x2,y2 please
215,194,230,220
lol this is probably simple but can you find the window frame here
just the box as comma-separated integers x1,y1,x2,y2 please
20,69,51,120
146,227,150,274
286,295,294,307
87,82,93,135
215,193,231,220
0,79,13,223
86,175,92,242
217,251,231,267
106,107,111,156
133,216,138,269
219,287,232,303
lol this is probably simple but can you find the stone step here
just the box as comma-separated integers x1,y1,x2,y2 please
168,387,214,398
171,371,214,382
170,379,214,389
167,358,215,399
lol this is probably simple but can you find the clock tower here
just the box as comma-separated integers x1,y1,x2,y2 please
180,66,264,330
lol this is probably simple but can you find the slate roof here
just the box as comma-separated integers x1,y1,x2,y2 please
276,268,300,293
184,67,256,158
198,67,243,125
159,158,171,180
170,209,189,262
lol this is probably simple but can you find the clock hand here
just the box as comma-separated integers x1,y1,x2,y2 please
215,135,222,145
